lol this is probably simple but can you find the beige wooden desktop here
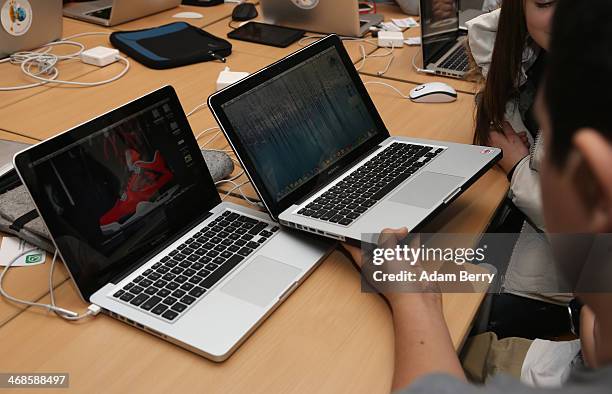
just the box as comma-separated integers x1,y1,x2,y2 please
0,6,509,393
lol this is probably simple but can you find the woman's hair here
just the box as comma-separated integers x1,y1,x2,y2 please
474,0,529,145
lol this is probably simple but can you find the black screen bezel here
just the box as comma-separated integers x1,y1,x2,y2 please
14,85,222,301
208,35,390,219
419,0,461,65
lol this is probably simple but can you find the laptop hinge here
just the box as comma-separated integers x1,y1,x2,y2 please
109,211,215,285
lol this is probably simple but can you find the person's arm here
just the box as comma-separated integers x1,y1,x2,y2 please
389,295,466,390
580,305,598,368
343,229,465,391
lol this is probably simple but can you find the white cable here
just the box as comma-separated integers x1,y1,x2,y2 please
63,32,111,40
187,102,209,118
0,248,98,319
221,180,262,206
202,130,222,147
195,126,220,141
363,81,411,99
0,32,129,91
20,55,130,87
48,249,100,321
412,48,435,75
215,170,245,184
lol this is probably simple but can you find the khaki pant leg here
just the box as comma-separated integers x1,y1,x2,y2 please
461,332,533,383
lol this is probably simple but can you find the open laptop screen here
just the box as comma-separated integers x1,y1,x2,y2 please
219,46,380,205
420,0,460,65
15,87,219,300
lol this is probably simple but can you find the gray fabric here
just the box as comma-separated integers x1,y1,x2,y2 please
201,149,234,182
0,185,50,239
399,366,612,394
0,215,54,253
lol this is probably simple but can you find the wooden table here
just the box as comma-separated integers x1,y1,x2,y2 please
0,5,509,393
0,195,491,394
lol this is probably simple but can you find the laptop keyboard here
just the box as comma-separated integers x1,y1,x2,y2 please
298,142,444,226
439,46,469,72
111,210,279,322
87,7,112,20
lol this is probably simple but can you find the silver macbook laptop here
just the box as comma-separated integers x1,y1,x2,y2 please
260,0,383,37
0,0,62,58
14,86,331,361
420,0,469,79
208,35,501,244
63,0,181,27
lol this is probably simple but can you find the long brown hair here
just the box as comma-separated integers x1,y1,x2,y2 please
474,0,529,145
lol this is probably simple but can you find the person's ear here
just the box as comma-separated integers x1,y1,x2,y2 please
573,129,612,232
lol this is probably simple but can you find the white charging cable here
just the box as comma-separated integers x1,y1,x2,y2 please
412,49,435,75
363,80,411,99
0,32,130,91
299,34,396,77
0,248,100,320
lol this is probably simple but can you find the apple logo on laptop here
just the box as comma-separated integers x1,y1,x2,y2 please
290,0,319,10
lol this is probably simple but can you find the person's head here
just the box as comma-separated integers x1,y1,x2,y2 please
537,0,612,366
474,0,557,145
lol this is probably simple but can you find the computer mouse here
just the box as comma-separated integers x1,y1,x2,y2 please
409,82,457,103
232,3,258,21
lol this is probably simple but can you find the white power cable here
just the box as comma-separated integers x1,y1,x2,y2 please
363,81,411,99
48,249,100,321
0,32,130,91
187,102,209,118
412,48,435,75
300,34,395,76
20,55,130,87
0,248,100,320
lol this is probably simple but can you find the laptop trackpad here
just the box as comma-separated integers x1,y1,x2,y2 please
221,256,301,308
390,172,464,209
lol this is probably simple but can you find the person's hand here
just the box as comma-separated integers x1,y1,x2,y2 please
342,228,442,312
487,122,530,175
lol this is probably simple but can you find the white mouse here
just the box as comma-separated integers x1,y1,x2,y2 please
172,11,204,19
409,82,457,103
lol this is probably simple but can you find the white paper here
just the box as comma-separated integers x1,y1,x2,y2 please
0,237,46,267
405,37,422,46
392,17,419,28
381,22,402,32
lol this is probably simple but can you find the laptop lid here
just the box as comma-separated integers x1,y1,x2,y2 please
209,35,389,220
1,0,63,58
14,86,221,301
110,0,181,25
420,0,461,66
260,0,362,37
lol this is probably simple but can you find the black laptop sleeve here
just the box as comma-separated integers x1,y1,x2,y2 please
110,22,232,69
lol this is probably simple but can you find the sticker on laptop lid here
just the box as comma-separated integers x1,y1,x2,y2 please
1,0,33,37
0,237,46,267
290,0,319,10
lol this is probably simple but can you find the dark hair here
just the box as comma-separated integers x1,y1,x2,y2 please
474,0,528,145
545,0,612,167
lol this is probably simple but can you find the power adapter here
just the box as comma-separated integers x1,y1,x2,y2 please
216,67,249,91
81,46,120,67
377,31,404,48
